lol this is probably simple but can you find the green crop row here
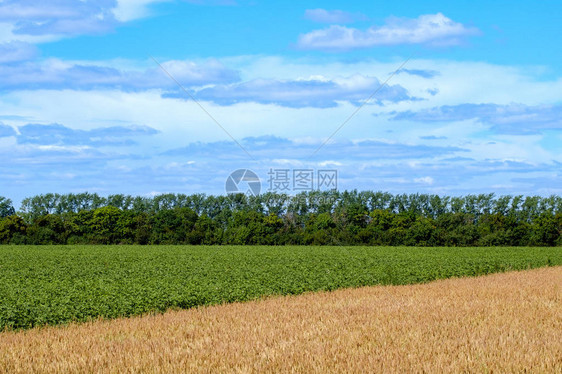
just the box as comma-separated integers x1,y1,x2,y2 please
0,245,560,330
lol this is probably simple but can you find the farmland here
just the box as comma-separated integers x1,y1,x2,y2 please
1,266,560,373
1,245,561,330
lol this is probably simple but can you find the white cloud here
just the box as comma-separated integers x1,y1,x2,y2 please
112,0,170,22
0,57,240,90
297,13,480,50
0,0,174,43
192,74,413,108
0,3,79,21
0,0,118,43
112,0,241,22
392,103,562,135
414,176,434,184
0,22,59,44
0,41,37,63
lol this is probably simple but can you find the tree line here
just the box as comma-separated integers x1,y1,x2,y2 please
0,191,561,246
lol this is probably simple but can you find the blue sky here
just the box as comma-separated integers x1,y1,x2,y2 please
1,0,561,205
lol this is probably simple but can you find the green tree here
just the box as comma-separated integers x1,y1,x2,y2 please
90,206,123,244
530,213,560,246
150,207,198,244
0,215,27,244
0,197,15,218
26,214,67,244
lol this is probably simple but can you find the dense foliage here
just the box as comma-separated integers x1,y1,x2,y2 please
0,197,15,219
1,245,560,330
1,191,561,245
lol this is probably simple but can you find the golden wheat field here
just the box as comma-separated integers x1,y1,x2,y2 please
1,267,561,373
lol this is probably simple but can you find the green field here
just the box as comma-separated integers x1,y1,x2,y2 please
1,245,561,330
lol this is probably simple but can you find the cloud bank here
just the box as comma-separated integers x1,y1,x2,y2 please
392,103,562,134
297,13,479,51
16,123,159,146
189,75,414,108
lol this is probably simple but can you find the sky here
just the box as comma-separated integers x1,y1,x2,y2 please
1,0,561,206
